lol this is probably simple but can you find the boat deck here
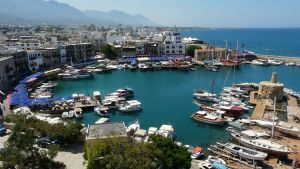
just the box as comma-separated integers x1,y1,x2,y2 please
252,103,266,119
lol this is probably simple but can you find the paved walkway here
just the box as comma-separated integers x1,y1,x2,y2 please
287,95,298,107
252,103,266,119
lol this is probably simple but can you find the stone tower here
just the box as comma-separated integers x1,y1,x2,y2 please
258,72,284,102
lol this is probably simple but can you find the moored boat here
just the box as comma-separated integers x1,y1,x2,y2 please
191,146,204,159
156,124,174,139
213,101,243,118
95,117,109,124
118,100,142,113
191,110,230,126
223,142,268,161
227,128,293,156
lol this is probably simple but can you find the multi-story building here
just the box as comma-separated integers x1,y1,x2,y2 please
0,56,16,91
0,50,29,77
135,41,161,57
194,48,227,61
6,39,42,50
114,45,136,57
66,43,93,63
162,31,186,55
40,48,60,68
27,50,44,72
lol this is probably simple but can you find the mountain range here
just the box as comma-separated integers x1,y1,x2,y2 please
0,0,155,25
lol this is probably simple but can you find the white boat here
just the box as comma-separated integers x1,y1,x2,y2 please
193,90,219,102
101,98,119,109
61,111,69,119
251,60,268,66
126,120,140,135
286,62,296,66
206,155,226,165
198,162,214,169
74,108,83,119
228,128,293,155
267,59,283,66
224,142,268,161
94,106,109,116
95,117,109,124
147,127,158,135
253,120,300,137
212,101,243,119
40,82,57,88
138,63,149,70
118,100,142,113
156,124,174,139
191,110,231,126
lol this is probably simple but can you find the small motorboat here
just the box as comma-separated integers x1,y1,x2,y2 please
126,120,140,135
190,146,204,159
74,108,83,119
118,100,142,113
206,155,226,165
94,106,109,117
95,118,109,124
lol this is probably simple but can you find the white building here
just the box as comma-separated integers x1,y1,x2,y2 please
162,31,185,55
27,50,44,72
106,30,126,45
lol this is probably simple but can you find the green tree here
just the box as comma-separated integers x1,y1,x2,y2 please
101,44,117,60
186,45,202,57
84,135,191,169
147,135,191,169
1,123,65,169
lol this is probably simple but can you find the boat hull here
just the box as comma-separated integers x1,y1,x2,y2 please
191,115,226,126
230,132,291,156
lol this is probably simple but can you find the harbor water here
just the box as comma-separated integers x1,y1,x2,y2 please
53,64,300,148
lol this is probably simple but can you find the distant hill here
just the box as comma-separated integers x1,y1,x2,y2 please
0,0,154,25
84,10,155,26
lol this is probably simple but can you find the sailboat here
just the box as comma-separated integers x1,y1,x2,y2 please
193,79,220,103
227,96,293,156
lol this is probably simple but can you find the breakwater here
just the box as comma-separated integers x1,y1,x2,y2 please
257,54,300,63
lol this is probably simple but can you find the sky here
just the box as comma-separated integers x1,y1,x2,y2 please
56,0,300,28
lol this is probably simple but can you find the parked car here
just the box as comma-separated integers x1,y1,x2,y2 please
37,137,64,148
0,125,6,136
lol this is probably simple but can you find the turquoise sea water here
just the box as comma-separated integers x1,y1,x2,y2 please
53,65,300,148
181,28,300,57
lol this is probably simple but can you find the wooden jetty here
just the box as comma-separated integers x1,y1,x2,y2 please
74,100,100,111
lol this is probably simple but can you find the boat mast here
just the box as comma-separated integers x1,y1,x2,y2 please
271,95,276,142
211,78,215,102
236,39,239,60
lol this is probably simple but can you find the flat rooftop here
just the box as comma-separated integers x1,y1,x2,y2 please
86,122,127,140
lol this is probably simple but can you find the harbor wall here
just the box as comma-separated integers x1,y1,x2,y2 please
257,54,300,63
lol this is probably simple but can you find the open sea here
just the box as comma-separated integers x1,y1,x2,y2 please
53,65,300,149
181,28,300,57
